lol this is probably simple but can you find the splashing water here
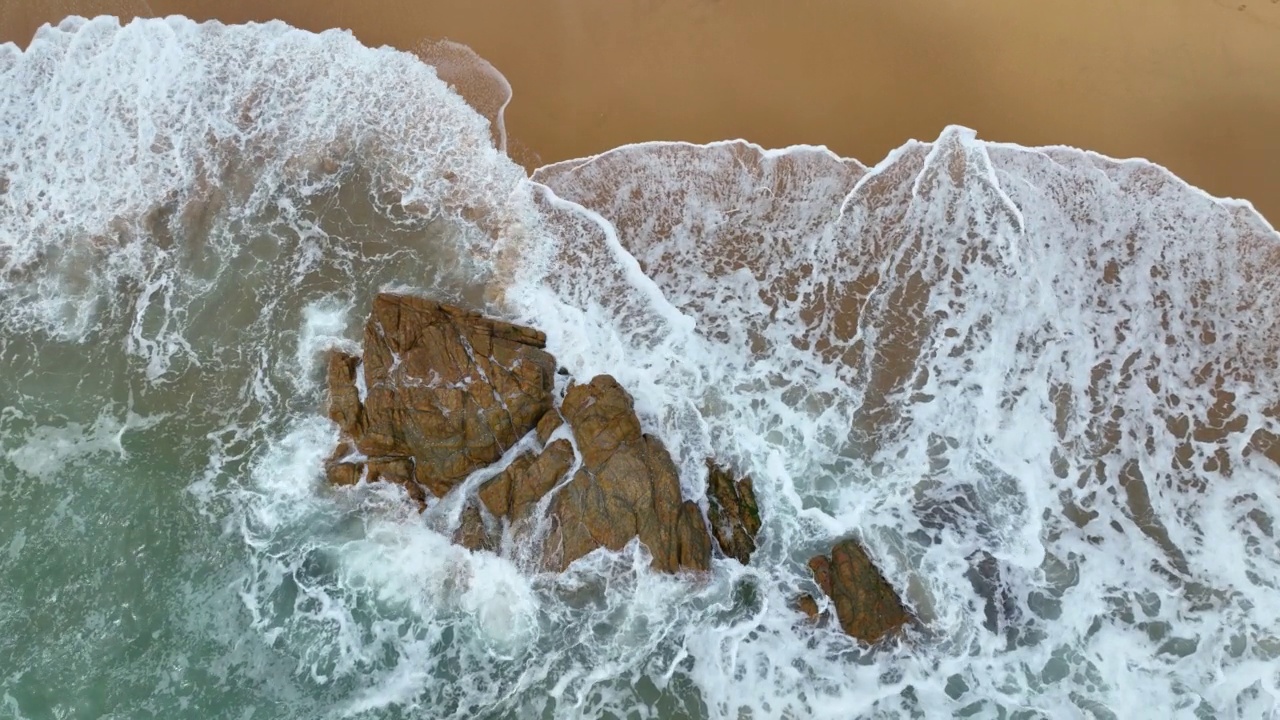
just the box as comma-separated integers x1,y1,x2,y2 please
2,15,1278,720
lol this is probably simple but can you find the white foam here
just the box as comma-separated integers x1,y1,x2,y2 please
414,38,512,154
294,297,359,390
2,407,166,477
0,15,523,344
0,19,551,712
509,126,1280,716
341,520,539,644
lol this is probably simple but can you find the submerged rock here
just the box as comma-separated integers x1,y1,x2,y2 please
322,295,931,652
911,482,1021,636
323,294,557,499
965,549,1021,636
706,460,761,565
798,538,913,645
544,375,711,573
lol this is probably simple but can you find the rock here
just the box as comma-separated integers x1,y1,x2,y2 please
477,438,575,521
326,460,362,487
324,294,557,499
676,500,714,570
535,409,564,444
802,538,912,644
325,452,428,510
706,461,761,564
796,594,821,621
544,375,711,573
453,500,499,552
322,297,714,576
476,465,514,519
366,457,425,508
325,352,363,432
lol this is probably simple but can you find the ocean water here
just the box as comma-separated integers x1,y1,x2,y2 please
2,15,1280,720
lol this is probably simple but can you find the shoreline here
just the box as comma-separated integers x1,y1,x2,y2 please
3,1,1280,222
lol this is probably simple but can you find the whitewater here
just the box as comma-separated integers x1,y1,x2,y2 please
2,15,1279,720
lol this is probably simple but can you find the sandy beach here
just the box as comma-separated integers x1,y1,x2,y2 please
4,0,1280,221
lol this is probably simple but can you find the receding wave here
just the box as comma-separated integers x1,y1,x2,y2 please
2,15,1278,720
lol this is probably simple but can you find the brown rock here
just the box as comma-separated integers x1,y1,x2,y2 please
809,554,834,599
325,454,429,509
706,461,762,564
365,456,415,485
327,462,362,487
804,538,912,644
535,410,564,444
326,352,363,433
676,500,713,571
476,468,512,518
322,301,720,577
796,594,821,621
545,375,711,573
477,438,575,521
453,500,498,552
324,294,557,501
366,457,426,509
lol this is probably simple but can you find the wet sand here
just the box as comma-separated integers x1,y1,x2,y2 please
5,0,1280,222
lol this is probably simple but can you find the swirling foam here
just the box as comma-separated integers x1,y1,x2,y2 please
509,130,1280,717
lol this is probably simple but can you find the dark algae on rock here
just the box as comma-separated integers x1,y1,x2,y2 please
706,460,762,565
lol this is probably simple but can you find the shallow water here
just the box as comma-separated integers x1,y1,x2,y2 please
2,16,1279,720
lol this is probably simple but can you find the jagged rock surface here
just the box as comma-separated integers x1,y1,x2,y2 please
453,500,499,553
323,297,926,646
706,461,761,564
798,538,912,644
322,295,714,575
324,293,557,499
477,438,575,523
544,375,712,573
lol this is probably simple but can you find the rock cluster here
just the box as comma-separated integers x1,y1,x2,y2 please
323,293,914,644
323,294,717,573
